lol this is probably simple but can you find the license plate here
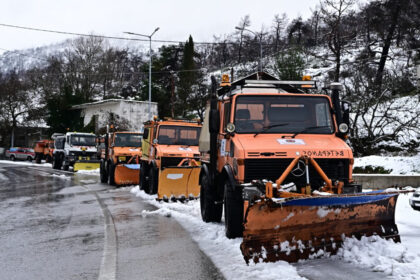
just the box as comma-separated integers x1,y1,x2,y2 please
119,156,126,161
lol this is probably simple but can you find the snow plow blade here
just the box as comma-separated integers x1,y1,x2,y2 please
157,166,200,201
74,162,100,171
114,164,140,186
240,193,400,263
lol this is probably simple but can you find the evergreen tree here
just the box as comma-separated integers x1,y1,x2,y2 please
178,36,197,118
274,48,305,80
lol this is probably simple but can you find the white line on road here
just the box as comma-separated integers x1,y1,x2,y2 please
85,186,117,280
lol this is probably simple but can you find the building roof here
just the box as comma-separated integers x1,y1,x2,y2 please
71,99,158,110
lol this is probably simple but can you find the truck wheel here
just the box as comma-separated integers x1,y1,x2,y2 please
139,163,149,191
35,154,41,164
52,156,58,169
108,162,115,186
10,155,15,161
63,163,69,171
147,167,158,195
224,180,244,239
100,160,108,183
200,172,222,223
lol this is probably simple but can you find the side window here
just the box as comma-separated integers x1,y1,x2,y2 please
143,128,149,141
223,102,231,131
66,136,70,144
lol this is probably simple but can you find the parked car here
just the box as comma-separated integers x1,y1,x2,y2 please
409,188,420,211
5,147,35,161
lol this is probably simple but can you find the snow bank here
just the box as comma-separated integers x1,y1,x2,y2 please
130,187,304,280
354,154,420,175
333,193,420,279
130,187,420,279
76,168,100,175
0,159,51,167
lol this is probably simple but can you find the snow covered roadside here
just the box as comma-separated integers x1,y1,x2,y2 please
130,187,304,280
130,187,420,280
0,159,51,168
334,193,420,279
76,168,100,175
354,154,420,175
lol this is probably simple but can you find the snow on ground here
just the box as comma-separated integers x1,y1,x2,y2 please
0,159,51,168
130,187,305,280
76,168,100,175
130,187,420,280
354,154,420,175
333,193,420,280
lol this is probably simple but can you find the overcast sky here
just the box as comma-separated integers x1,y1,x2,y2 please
1,0,319,52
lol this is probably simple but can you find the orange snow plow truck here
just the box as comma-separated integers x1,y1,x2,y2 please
197,72,403,263
34,139,54,163
99,130,142,186
139,119,202,201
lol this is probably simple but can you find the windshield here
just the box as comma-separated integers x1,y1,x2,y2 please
70,135,96,146
158,125,200,146
234,95,334,134
114,133,142,147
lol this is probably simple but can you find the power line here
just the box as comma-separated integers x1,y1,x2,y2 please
0,23,235,45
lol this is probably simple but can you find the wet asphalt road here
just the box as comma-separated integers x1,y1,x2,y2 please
0,162,223,280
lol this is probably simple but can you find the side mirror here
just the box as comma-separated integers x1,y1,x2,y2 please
341,101,351,126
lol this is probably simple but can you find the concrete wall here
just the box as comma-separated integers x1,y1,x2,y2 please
80,100,158,132
353,174,420,190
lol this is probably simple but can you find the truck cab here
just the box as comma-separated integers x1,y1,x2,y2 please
52,132,99,171
99,131,142,185
140,119,202,199
199,72,360,238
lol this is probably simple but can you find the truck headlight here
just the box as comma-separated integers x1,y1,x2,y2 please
339,123,349,133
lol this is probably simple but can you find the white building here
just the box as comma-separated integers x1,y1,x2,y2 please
72,99,158,132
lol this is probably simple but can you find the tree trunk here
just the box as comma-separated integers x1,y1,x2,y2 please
374,1,402,90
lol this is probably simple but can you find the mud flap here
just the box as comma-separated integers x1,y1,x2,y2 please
240,193,400,263
73,162,100,171
157,166,201,200
114,164,140,185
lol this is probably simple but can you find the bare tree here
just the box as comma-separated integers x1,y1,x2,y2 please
235,15,251,64
272,13,288,53
320,0,356,82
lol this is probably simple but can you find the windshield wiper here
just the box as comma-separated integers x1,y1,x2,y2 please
289,126,332,138
254,123,289,137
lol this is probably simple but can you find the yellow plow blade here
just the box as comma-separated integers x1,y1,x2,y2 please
157,166,200,200
114,164,140,186
74,162,100,171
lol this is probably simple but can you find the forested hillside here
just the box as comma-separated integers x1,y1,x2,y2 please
0,0,419,155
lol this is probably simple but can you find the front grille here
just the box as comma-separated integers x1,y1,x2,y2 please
244,158,349,189
161,157,184,168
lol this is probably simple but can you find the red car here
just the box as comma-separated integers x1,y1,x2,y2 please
5,147,35,161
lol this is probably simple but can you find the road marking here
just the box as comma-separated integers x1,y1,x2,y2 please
84,186,117,280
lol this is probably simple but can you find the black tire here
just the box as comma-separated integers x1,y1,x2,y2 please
100,160,108,183
108,161,115,186
200,172,222,223
45,155,52,163
10,155,15,161
224,179,244,239
52,155,58,169
147,166,158,195
139,162,149,191
412,206,420,211
35,154,42,164
63,163,69,171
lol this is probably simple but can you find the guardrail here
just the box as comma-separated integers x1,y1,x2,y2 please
353,174,420,190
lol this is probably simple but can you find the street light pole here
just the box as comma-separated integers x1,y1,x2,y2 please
124,27,160,120
235,27,265,72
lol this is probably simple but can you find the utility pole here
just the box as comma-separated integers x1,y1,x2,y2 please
235,27,266,72
124,27,160,120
